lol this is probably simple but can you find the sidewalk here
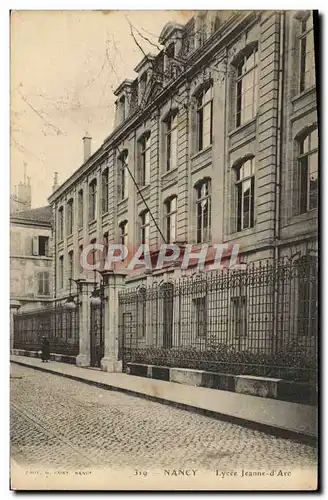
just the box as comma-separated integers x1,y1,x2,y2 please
10,355,317,443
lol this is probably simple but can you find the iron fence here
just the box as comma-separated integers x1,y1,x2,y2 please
118,257,318,382
13,303,80,357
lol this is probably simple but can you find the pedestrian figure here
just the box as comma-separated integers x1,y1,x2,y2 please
41,336,50,362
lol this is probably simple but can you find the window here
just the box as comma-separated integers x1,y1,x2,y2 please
139,210,150,244
59,255,64,289
231,296,247,338
103,232,109,266
296,255,317,338
90,238,97,268
300,13,315,92
197,14,206,47
298,128,318,213
119,220,128,247
118,150,128,201
33,235,49,256
166,43,179,80
164,196,177,243
196,84,213,151
67,198,74,235
165,112,178,171
102,168,109,214
119,95,126,122
37,271,50,296
139,72,148,103
79,244,83,275
195,179,211,243
138,133,151,185
78,189,83,228
236,47,259,127
213,15,221,32
235,157,255,231
58,206,64,240
193,296,207,338
68,250,74,280
89,179,97,222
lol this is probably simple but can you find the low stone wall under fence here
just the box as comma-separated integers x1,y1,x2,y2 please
119,257,318,383
13,304,79,357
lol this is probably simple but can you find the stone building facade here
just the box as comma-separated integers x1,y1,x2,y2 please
10,206,53,311
48,10,318,300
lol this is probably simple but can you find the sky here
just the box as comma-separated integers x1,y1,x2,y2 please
11,10,194,208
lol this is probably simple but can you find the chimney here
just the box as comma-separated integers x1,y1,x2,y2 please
83,135,92,162
52,172,59,192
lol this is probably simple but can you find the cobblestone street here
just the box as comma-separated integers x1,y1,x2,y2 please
10,363,317,472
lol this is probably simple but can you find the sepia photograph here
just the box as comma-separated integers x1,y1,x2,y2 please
9,8,319,491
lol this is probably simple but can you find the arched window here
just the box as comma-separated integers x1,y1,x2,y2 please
119,220,128,247
300,12,315,92
234,157,255,231
298,128,318,213
58,206,64,241
117,95,126,123
139,209,150,244
138,132,151,186
196,83,213,151
68,250,74,280
235,46,259,127
59,255,64,289
101,168,109,214
139,71,148,105
89,179,97,222
195,178,211,243
117,150,128,201
163,196,177,243
164,111,178,171
78,189,83,228
67,198,74,235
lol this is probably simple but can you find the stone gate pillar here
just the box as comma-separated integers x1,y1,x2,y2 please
76,280,94,367
100,270,127,372
10,300,21,352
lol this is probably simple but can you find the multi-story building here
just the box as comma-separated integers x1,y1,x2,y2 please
48,10,318,293
10,204,53,311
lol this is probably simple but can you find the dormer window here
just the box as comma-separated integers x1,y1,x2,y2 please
213,15,221,32
139,71,148,105
167,43,175,59
113,79,132,126
119,95,126,122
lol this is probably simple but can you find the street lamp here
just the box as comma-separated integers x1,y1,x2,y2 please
89,269,104,306
64,278,81,309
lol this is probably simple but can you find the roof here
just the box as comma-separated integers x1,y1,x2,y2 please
134,54,156,74
11,205,53,225
113,79,133,97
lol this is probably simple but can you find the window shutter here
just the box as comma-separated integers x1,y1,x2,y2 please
32,235,39,256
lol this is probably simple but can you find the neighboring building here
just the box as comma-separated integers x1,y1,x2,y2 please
10,205,53,311
48,10,318,298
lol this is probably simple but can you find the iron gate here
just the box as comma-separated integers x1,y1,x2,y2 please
13,304,80,356
118,257,318,382
90,301,104,367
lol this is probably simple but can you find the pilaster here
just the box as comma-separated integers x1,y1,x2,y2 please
100,270,127,372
